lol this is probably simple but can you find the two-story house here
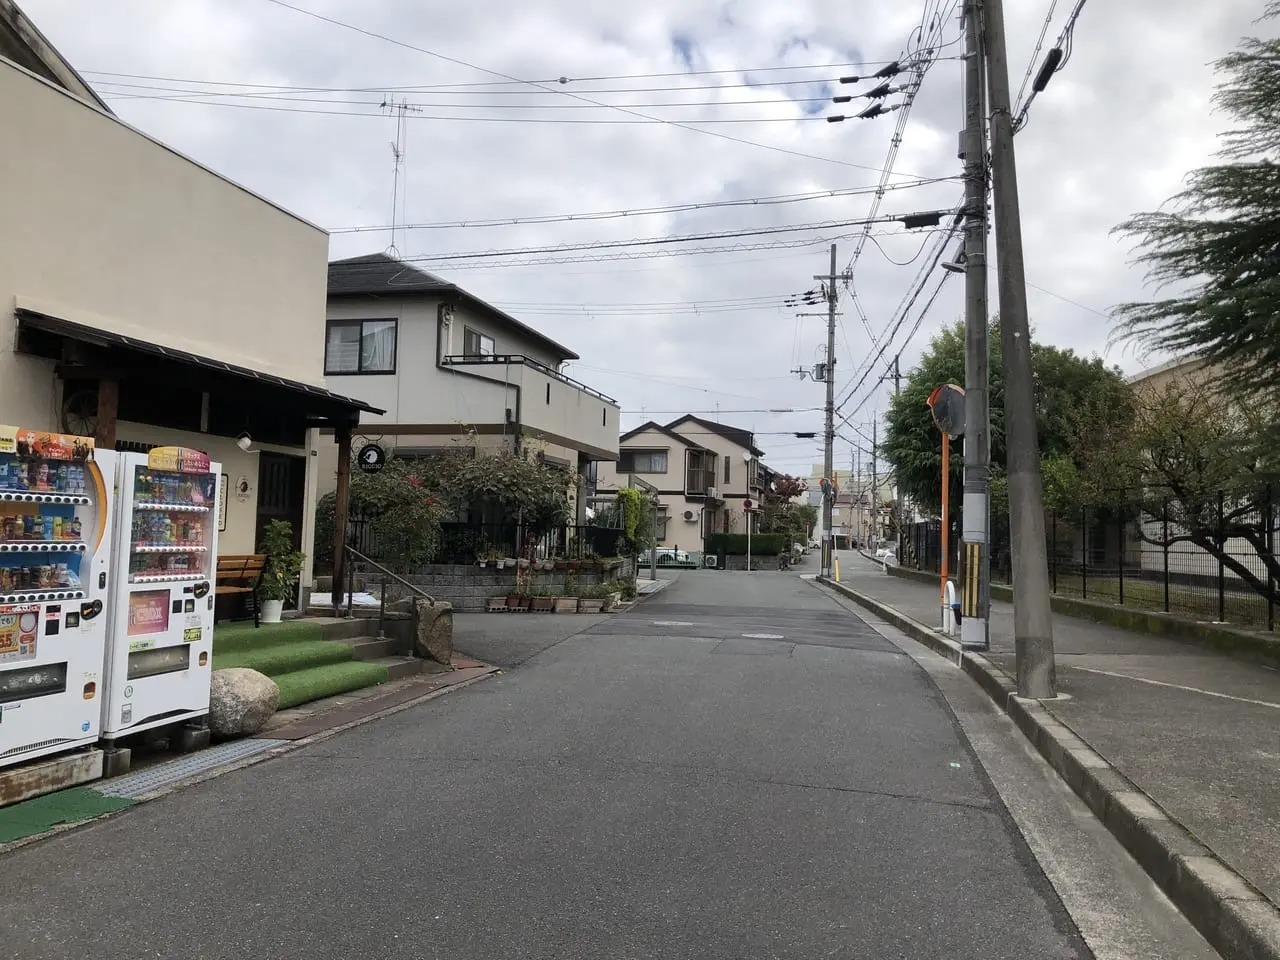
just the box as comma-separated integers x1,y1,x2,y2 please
596,415,766,549
316,253,621,516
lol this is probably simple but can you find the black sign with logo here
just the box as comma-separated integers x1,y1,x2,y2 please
357,443,387,475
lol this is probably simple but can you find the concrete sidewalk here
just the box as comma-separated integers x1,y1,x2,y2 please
828,551,1280,959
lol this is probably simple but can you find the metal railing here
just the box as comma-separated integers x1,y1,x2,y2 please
900,486,1279,632
440,354,618,405
341,544,436,640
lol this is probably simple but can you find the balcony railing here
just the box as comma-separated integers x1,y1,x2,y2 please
441,354,618,405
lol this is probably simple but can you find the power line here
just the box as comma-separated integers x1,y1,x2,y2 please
81,58,907,91
329,214,956,266
1013,0,1062,116
259,0,930,175
327,179,958,235
94,93,854,124
1013,0,1090,133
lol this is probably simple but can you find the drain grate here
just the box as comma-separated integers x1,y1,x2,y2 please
97,739,287,798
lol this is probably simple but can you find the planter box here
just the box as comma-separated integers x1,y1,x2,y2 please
530,596,555,612
505,595,529,610
486,597,507,612
553,597,578,614
578,598,605,614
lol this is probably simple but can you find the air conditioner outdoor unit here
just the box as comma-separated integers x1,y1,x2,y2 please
683,509,696,521
703,555,718,568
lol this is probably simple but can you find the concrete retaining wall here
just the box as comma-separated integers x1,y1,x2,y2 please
361,560,635,612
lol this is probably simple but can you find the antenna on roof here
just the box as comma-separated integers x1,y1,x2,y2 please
380,97,422,257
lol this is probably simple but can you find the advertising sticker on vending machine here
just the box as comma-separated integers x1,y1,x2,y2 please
0,425,114,767
102,446,221,740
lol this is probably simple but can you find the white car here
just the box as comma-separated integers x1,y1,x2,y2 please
653,548,691,566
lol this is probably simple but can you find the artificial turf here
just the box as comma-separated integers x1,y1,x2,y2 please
0,787,135,844
211,620,387,708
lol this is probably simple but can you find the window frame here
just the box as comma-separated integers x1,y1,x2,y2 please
324,318,398,376
618,448,669,475
463,326,496,359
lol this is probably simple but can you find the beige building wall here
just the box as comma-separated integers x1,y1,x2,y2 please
0,60,331,587
0,59,330,430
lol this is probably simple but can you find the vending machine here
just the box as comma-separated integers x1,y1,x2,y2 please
102,447,221,741
0,425,114,768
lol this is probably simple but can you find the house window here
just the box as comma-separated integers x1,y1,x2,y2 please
325,319,397,374
463,327,496,358
618,450,668,474
724,457,731,484
686,450,716,495
654,508,670,542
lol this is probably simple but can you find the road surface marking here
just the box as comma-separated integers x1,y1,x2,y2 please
742,632,785,640
1070,666,1280,710
652,620,693,627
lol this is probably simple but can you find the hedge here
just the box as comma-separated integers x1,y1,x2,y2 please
707,533,790,556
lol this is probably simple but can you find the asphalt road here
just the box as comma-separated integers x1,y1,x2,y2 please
6,570,1094,959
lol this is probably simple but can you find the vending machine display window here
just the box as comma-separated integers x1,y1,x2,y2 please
0,425,112,767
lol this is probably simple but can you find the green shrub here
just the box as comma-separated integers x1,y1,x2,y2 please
707,533,789,556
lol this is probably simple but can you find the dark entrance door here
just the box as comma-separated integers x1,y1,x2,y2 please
255,452,306,551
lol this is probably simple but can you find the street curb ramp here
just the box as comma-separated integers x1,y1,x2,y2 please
819,575,1280,960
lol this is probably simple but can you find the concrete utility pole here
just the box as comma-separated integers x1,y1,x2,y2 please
960,0,992,652
871,419,878,547
983,0,1057,697
817,243,839,577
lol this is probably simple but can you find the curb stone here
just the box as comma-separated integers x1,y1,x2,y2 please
819,575,1280,960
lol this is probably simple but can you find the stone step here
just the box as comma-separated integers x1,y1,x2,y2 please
343,636,397,661
373,655,427,682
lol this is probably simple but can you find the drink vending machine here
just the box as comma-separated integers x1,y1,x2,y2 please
0,426,114,768
102,447,221,741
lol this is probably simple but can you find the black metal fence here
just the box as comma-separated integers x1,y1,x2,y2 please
347,516,624,567
901,486,1279,632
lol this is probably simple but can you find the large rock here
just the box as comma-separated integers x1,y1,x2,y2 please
414,599,454,666
208,668,279,738
386,597,454,665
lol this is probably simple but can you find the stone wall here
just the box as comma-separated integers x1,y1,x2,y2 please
356,559,635,612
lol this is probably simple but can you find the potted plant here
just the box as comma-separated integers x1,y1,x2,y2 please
505,591,527,610
577,583,608,614
530,588,555,612
258,519,305,624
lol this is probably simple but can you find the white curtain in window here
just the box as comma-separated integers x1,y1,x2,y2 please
360,320,396,372
326,324,361,372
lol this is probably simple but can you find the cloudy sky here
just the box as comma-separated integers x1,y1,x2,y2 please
22,0,1271,473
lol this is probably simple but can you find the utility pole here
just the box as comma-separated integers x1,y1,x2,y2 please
983,0,1057,697
854,445,862,548
871,420,878,547
817,244,839,577
960,0,992,652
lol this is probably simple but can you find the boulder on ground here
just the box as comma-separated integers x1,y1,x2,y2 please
209,668,279,738
387,597,454,665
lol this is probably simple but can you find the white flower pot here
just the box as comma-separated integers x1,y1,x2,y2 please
260,599,284,623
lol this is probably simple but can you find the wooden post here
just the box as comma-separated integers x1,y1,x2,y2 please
94,377,119,448
941,433,950,622
331,421,352,613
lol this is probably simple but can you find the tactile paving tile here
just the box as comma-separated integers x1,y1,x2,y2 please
96,739,287,798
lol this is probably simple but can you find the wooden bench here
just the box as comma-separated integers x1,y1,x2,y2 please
215,554,266,627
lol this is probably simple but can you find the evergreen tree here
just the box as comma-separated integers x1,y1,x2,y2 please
1114,2,1280,403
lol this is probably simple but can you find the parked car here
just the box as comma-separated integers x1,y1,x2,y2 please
653,548,691,566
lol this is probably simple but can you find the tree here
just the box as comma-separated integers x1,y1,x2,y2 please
759,474,812,546
882,319,1131,515
1091,377,1280,605
1114,3,1280,409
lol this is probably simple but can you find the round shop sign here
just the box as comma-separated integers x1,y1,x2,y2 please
357,443,386,475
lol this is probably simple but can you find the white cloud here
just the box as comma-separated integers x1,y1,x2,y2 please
19,0,1269,472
